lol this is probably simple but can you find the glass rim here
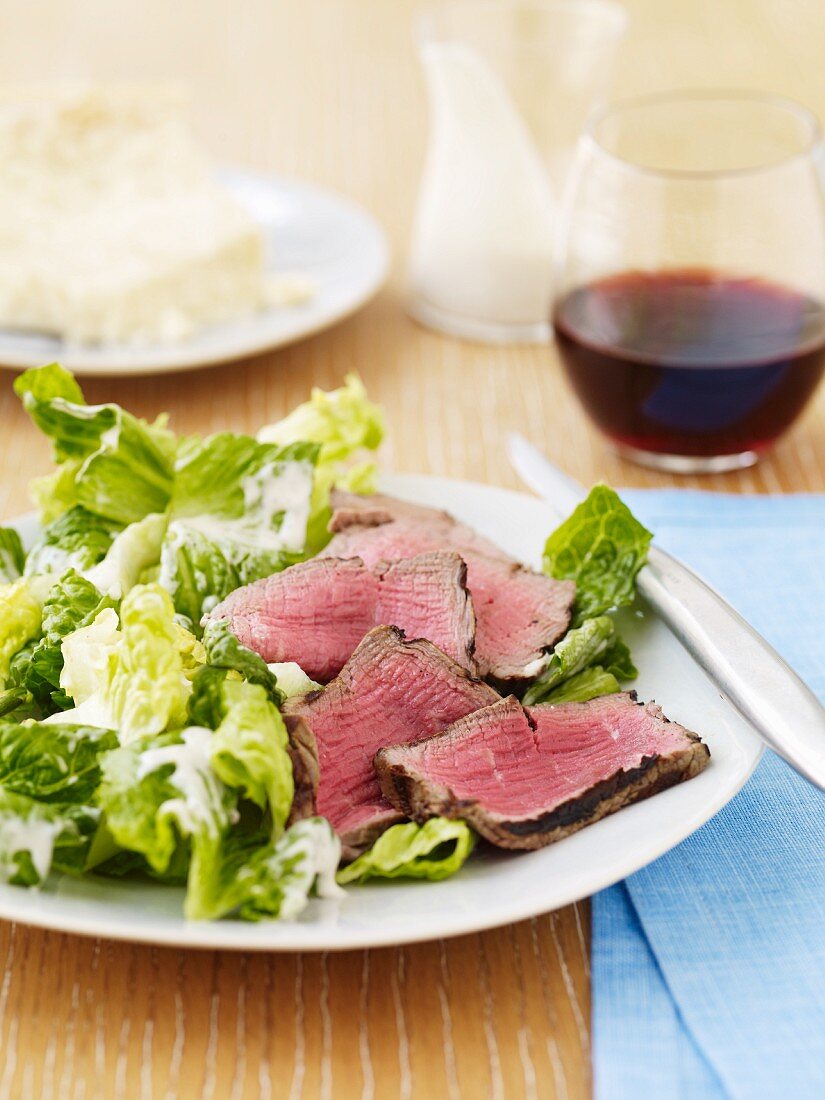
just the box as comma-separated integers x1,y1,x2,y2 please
584,89,824,180
415,0,629,45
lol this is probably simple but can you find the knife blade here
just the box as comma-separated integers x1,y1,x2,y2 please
507,432,825,790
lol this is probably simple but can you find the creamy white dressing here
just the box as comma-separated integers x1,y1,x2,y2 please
273,819,344,919
176,459,313,557
0,816,63,884
137,727,223,836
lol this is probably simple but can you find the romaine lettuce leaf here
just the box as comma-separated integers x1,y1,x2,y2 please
202,620,282,705
24,505,122,578
267,662,320,699
25,570,114,712
57,584,190,741
543,485,652,622
30,461,83,525
57,606,121,714
336,818,475,884
102,584,189,742
0,579,43,681
537,667,621,704
99,727,233,875
523,616,616,705
0,528,25,583
82,513,167,598
15,363,175,525
158,524,241,630
0,721,117,803
257,375,384,554
0,789,99,885
185,816,343,921
186,621,284,729
257,374,383,463
99,725,323,921
0,686,37,721
159,433,317,624
210,679,293,833
602,636,638,681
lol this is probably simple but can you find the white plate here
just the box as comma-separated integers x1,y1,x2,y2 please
0,169,390,377
0,475,762,950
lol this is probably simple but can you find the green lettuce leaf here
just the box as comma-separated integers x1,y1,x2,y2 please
0,579,43,681
543,485,652,622
100,584,189,741
0,686,38,721
602,636,638,681
267,662,320,699
257,374,383,464
159,433,318,624
82,513,167,598
0,721,117,803
25,570,114,712
257,375,384,554
202,620,282,705
210,679,294,833
523,616,616,705
15,363,175,525
336,818,475,884
24,505,122,578
0,789,99,885
158,524,241,630
537,666,621,705
185,816,343,921
58,584,190,741
99,727,233,876
0,528,25,583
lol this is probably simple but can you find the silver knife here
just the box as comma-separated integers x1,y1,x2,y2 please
507,433,825,791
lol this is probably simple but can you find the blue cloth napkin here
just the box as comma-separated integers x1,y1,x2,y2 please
592,490,825,1100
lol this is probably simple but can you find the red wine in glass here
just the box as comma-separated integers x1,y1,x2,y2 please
553,269,825,463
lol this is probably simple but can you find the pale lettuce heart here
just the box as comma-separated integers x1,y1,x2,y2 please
54,584,195,742
82,513,167,598
266,662,320,699
0,579,45,682
256,374,384,554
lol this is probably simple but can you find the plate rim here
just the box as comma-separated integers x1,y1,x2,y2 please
0,474,763,951
0,167,391,378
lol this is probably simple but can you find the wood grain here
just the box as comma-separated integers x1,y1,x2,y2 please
0,1,823,1097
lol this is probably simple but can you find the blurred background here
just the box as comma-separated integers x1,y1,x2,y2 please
1,0,823,503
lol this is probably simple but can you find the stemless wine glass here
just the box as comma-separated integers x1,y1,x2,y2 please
554,91,825,471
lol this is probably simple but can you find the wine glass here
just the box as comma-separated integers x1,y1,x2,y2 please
554,91,825,472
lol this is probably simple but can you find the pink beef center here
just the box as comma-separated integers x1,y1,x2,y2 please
410,698,693,819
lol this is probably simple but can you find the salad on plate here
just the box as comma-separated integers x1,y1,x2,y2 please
0,364,706,922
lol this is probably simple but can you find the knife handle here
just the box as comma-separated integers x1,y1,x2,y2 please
640,547,825,789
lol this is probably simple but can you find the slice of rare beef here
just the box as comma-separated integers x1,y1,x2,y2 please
283,625,500,859
328,489,515,562
375,693,710,849
323,494,575,684
205,551,476,681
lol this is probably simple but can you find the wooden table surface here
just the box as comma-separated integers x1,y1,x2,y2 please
0,1,823,1096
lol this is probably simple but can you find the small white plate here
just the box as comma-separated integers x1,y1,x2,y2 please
0,475,762,950
0,169,390,377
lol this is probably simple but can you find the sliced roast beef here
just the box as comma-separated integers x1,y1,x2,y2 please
283,625,500,859
323,496,575,683
375,693,710,849
329,489,513,561
205,551,476,681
